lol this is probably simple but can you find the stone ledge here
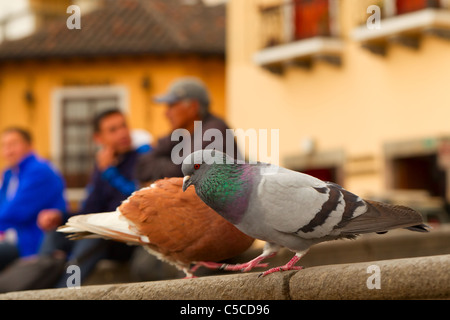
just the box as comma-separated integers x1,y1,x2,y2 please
289,254,450,300
82,223,450,285
1,254,448,300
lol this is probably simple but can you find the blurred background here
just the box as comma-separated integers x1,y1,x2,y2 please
0,0,226,211
0,0,449,225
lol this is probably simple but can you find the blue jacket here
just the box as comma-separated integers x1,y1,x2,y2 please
0,153,67,257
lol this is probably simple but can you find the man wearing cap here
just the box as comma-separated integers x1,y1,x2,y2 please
135,77,239,184
130,77,240,280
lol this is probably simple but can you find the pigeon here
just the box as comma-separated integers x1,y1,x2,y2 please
58,177,264,278
181,149,429,277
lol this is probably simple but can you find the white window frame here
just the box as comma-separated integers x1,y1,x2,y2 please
51,86,129,201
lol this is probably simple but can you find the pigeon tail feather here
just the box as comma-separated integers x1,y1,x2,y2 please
338,199,429,235
57,211,147,245
405,223,430,232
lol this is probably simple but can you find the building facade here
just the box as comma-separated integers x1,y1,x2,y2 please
0,0,226,206
227,0,450,221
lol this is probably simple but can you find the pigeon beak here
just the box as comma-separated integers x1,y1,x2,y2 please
182,175,191,192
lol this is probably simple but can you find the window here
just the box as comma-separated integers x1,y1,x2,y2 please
294,0,330,40
284,149,345,185
51,86,128,190
255,0,342,72
302,167,338,183
396,0,438,15
383,138,450,222
259,0,337,48
61,96,119,188
391,154,445,197
352,0,449,55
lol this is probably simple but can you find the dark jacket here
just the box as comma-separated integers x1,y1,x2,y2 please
78,150,140,215
135,113,240,183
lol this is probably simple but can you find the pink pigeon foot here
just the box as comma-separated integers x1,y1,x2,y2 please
219,252,277,272
258,254,304,277
190,260,268,274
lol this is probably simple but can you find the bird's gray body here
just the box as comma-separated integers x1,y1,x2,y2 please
232,164,363,252
182,150,428,255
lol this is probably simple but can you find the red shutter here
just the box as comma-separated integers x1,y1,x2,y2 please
294,0,330,40
396,0,428,15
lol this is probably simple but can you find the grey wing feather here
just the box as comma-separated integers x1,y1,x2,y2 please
256,171,330,234
337,199,429,235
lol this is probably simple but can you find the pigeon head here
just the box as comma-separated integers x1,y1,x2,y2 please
181,149,255,224
181,149,230,192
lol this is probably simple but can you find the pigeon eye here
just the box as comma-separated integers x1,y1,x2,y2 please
194,164,201,170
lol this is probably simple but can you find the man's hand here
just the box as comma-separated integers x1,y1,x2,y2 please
96,146,117,171
37,209,63,231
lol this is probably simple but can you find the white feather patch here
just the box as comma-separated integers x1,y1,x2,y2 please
59,210,150,244
352,197,367,218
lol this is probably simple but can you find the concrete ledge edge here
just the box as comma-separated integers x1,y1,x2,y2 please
0,254,448,300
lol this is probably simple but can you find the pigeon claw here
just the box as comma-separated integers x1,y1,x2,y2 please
257,254,306,277
219,262,269,272
258,265,304,278
189,261,268,274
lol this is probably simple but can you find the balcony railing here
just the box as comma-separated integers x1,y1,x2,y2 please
352,0,450,55
259,0,337,49
255,0,342,73
353,0,444,26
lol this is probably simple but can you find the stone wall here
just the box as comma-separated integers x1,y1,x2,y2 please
0,254,449,300
0,224,449,300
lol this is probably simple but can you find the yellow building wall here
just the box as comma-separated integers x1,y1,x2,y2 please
227,0,450,196
0,55,225,169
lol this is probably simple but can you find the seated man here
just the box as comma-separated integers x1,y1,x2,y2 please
0,128,66,271
38,109,142,287
131,77,241,280
135,77,240,183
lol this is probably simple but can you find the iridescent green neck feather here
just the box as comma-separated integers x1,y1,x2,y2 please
196,163,254,224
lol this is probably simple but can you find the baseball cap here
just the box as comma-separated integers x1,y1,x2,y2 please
154,77,210,106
